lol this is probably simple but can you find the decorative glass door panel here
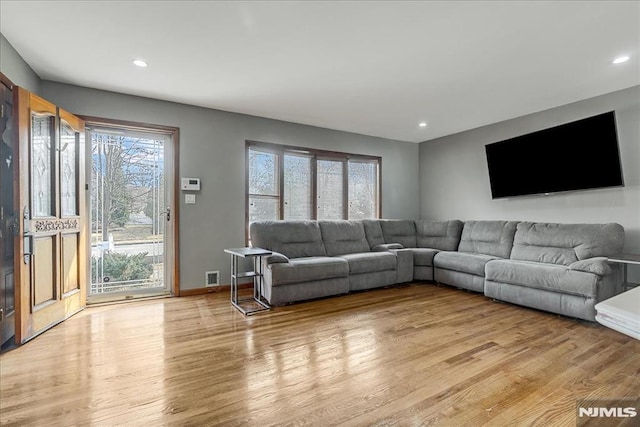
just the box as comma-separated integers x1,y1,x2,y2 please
60,120,77,217
31,113,55,217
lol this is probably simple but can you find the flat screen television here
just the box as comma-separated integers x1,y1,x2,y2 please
485,111,624,199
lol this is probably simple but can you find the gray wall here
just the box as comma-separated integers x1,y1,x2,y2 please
42,81,420,290
419,85,640,280
0,34,41,94
4,32,637,290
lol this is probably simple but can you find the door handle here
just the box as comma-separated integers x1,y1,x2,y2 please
160,207,171,221
22,205,32,264
24,234,33,264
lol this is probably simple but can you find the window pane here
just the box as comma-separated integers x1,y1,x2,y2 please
249,196,279,222
284,153,312,220
60,120,77,216
349,160,379,219
248,149,279,196
317,159,344,220
31,114,54,217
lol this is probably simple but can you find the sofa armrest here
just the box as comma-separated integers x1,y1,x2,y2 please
391,248,414,282
569,257,612,276
264,251,290,264
372,243,404,251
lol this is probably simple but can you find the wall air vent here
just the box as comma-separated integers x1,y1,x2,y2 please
205,271,220,287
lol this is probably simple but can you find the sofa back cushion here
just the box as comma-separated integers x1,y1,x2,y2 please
416,220,463,250
458,220,518,258
249,221,326,258
361,220,386,248
511,222,624,266
319,221,371,256
380,220,417,248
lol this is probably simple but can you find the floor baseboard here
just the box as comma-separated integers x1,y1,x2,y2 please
179,283,252,297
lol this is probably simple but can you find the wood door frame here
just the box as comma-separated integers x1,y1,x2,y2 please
79,116,180,297
59,109,87,307
14,87,29,344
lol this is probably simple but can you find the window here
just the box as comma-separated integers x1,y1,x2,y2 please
283,152,312,220
248,149,279,222
317,158,345,220
246,142,381,237
348,159,379,219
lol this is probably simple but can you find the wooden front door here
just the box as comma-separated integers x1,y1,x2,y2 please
15,88,86,343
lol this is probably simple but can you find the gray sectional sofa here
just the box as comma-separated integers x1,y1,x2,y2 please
249,219,624,321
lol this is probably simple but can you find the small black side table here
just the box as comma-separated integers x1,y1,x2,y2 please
224,247,272,315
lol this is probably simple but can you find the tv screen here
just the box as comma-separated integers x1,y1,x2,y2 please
485,111,624,199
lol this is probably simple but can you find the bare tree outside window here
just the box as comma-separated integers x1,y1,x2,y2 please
92,134,164,238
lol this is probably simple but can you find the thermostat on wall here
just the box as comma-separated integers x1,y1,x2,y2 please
181,177,201,191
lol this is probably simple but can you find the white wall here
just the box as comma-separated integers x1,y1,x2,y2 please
419,85,640,280
42,82,420,290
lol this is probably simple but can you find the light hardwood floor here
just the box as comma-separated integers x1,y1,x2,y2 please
1,284,638,426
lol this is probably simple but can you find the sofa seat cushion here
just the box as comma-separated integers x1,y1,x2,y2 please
434,251,499,276
486,259,598,298
410,248,439,267
269,257,348,286
339,252,397,274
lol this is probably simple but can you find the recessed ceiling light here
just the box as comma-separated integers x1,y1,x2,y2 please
418,122,428,128
612,55,630,64
132,59,148,68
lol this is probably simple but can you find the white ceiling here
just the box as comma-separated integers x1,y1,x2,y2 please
1,1,638,143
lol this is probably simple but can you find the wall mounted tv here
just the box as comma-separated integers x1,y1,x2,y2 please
485,111,624,199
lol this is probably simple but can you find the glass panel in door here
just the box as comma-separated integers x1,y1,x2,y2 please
89,130,168,299
60,120,77,216
31,114,55,217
